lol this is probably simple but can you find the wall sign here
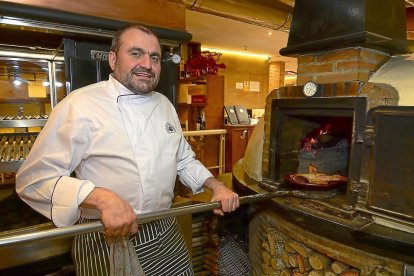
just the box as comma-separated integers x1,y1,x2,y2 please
250,81,260,92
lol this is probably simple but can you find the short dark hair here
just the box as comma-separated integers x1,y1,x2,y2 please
110,24,160,53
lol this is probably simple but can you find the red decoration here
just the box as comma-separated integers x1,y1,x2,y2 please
185,51,226,77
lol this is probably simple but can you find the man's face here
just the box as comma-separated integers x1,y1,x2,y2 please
109,28,162,95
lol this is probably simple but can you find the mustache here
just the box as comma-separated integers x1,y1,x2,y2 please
132,67,155,78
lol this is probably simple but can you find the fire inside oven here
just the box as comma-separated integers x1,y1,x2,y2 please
267,97,367,203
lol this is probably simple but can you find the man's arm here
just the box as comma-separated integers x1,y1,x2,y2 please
16,102,92,227
203,177,240,216
80,187,138,243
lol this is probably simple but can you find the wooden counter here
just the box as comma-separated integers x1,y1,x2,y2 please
224,124,256,173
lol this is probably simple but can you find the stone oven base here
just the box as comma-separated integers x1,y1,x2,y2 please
231,159,412,275
249,207,404,275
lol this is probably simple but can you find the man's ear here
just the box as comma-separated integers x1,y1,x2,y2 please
108,51,116,71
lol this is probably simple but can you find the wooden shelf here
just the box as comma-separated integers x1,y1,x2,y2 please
178,76,207,84
177,75,224,131
177,103,206,107
0,98,50,104
0,119,47,128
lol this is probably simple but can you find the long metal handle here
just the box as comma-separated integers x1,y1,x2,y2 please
0,193,277,248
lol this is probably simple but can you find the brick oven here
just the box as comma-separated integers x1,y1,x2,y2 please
233,0,414,275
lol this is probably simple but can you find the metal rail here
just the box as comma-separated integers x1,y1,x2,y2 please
183,129,227,136
0,188,336,248
0,193,270,248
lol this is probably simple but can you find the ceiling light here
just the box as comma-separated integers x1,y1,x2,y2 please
13,79,22,86
267,31,273,35
201,47,271,60
284,75,297,80
43,81,50,86
284,71,297,80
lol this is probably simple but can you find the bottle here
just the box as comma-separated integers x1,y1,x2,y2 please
179,60,186,79
196,116,202,131
17,106,24,119
200,112,206,130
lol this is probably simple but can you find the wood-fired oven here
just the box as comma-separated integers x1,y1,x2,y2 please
234,82,414,275
266,88,414,228
233,0,414,275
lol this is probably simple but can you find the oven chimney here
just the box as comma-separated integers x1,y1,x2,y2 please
279,0,414,85
280,0,412,56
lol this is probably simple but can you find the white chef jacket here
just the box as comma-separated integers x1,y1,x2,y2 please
16,75,213,227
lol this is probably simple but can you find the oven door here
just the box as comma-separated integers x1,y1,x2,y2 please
361,106,414,222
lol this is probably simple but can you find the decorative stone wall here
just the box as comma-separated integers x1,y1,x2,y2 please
249,208,404,276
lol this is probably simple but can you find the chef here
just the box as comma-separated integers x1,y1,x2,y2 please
16,24,239,275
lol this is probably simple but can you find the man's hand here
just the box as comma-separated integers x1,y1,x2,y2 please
81,187,138,243
203,177,239,216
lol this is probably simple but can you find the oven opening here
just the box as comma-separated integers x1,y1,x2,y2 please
267,97,367,204
277,115,353,180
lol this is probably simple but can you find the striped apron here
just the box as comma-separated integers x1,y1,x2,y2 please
72,217,194,276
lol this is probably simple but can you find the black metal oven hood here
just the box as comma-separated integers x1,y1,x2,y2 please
280,0,414,56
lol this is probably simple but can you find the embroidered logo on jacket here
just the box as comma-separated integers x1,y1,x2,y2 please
165,122,176,133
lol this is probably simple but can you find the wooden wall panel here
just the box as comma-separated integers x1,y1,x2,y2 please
1,0,186,31
269,61,285,91
407,7,414,39
217,54,270,110
205,75,224,129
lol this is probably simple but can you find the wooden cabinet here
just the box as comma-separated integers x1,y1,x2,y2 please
224,125,255,172
204,75,224,130
177,75,224,130
177,75,224,175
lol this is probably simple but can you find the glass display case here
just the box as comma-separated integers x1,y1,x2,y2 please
0,51,74,275
0,57,66,109
0,54,66,230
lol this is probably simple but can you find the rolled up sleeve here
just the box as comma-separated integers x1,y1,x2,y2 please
51,176,95,227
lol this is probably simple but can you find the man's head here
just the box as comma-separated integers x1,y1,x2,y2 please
109,25,161,95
